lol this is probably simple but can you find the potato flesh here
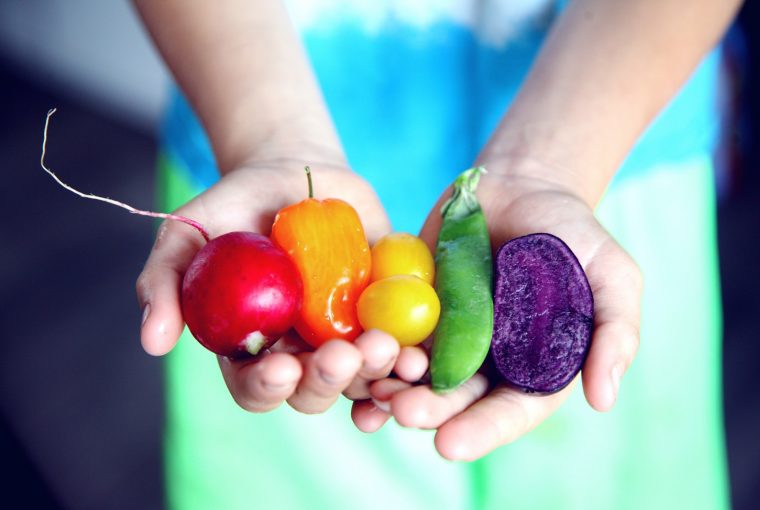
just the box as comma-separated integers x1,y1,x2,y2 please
491,234,593,394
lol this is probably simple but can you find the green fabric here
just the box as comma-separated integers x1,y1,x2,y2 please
158,151,728,509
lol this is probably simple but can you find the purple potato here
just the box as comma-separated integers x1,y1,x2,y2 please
491,233,593,393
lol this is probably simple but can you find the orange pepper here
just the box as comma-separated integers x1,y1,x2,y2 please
271,168,371,347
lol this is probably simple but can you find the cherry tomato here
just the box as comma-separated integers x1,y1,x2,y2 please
370,232,435,285
356,275,440,346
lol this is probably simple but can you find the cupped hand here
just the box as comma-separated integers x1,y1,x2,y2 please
135,159,399,414
353,163,643,460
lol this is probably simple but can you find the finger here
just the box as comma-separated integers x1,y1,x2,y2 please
287,340,362,414
368,377,413,413
394,346,429,382
582,241,643,411
348,208,390,246
389,374,490,429
136,219,205,355
218,352,302,413
351,400,392,433
361,216,393,246
418,192,448,253
434,383,574,461
268,330,311,355
343,330,400,400
334,177,392,245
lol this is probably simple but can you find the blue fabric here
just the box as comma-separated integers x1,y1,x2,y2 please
161,17,721,233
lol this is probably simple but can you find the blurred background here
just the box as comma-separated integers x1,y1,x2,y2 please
1,1,758,509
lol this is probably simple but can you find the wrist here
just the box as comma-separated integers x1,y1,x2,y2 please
237,138,348,175
477,123,610,207
213,110,347,175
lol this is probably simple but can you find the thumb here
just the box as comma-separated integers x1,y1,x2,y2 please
136,219,204,355
418,188,450,253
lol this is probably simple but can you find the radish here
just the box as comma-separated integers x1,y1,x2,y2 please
181,232,302,357
40,109,303,357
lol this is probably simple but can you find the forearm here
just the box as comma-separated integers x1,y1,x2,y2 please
132,0,344,174
481,0,741,206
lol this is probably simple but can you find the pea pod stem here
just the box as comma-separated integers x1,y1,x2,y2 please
440,166,486,218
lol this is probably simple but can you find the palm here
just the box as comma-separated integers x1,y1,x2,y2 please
360,172,642,461
174,162,390,242
137,160,399,415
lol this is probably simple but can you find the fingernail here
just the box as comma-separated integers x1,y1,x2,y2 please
610,363,623,402
371,398,391,413
141,303,151,326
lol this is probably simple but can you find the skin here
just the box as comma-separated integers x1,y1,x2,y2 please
133,0,398,413
133,0,742,456
352,0,743,459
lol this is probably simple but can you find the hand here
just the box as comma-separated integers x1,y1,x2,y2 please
352,161,642,460
136,159,400,414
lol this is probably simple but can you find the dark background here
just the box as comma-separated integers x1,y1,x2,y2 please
2,3,759,510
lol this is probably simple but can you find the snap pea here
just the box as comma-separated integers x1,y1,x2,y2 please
430,167,494,393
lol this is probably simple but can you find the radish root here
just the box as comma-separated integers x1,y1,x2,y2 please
40,108,210,242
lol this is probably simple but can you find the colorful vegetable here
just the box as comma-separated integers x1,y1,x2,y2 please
271,168,371,347
430,167,494,393
181,232,303,358
357,275,440,346
370,232,435,284
39,110,304,359
491,233,594,393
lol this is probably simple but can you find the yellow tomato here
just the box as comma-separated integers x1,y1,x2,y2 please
370,232,435,285
357,275,440,346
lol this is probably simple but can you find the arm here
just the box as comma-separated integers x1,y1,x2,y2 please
356,0,741,459
133,0,343,173
133,0,396,414
483,0,741,205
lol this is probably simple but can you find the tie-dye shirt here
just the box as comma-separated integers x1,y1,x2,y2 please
162,0,721,233
158,4,730,510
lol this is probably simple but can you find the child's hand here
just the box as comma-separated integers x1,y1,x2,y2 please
136,160,398,413
352,162,642,459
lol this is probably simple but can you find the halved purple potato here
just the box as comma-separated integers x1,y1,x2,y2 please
491,233,593,393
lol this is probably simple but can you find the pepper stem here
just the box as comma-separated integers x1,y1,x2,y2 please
305,166,314,198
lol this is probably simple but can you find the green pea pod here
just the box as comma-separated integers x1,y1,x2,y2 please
430,167,494,393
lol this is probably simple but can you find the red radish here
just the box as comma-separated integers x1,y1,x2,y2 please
40,109,303,358
181,232,302,357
